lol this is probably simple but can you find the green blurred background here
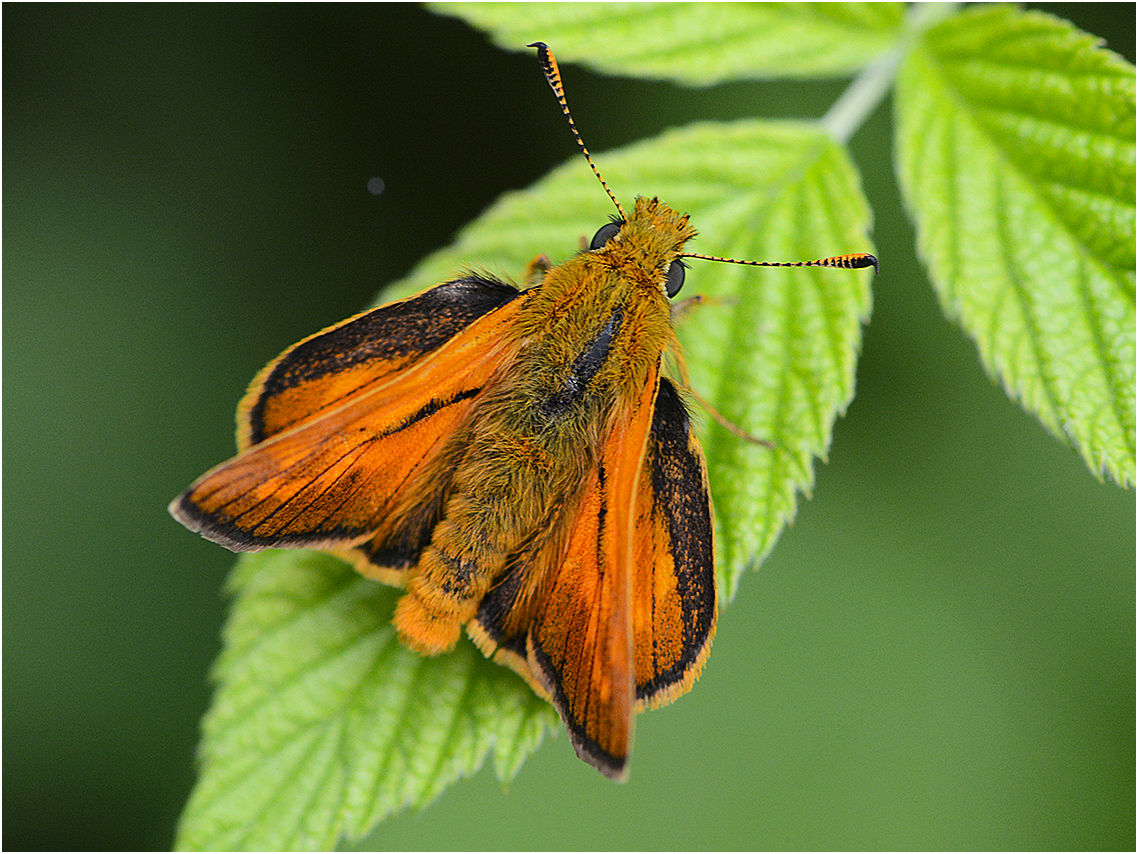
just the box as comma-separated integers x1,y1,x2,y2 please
5,4,1134,850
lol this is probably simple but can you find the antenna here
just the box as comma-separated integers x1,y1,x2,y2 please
681,251,879,274
530,42,626,222
529,43,878,277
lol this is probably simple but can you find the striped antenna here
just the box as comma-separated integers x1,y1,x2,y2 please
530,42,626,222
681,251,880,275
529,43,878,278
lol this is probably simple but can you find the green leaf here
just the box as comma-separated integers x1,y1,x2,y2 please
381,119,875,600
894,5,1136,485
175,552,556,851
432,1,904,84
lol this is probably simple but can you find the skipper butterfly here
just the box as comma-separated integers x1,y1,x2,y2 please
171,43,876,780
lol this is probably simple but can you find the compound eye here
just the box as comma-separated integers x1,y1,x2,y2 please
665,259,687,298
590,221,622,250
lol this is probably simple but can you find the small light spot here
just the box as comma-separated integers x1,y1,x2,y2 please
367,176,386,196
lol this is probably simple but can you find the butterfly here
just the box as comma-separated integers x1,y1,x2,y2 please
171,42,877,780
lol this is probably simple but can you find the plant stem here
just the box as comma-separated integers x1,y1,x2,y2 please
820,45,901,143
821,2,959,143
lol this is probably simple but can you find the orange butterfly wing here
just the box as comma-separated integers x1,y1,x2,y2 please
240,276,522,448
629,376,716,711
470,367,716,780
170,277,525,558
524,369,653,780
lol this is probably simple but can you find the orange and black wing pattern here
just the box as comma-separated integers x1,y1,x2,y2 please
170,276,525,558
240,276,521,447
470,368,716,780
630,376,716,711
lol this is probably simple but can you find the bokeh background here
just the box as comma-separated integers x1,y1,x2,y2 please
5,4,1134,850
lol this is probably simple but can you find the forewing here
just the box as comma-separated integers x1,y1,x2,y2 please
170,291,525,552
239,275,520,449
524,364,661,781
